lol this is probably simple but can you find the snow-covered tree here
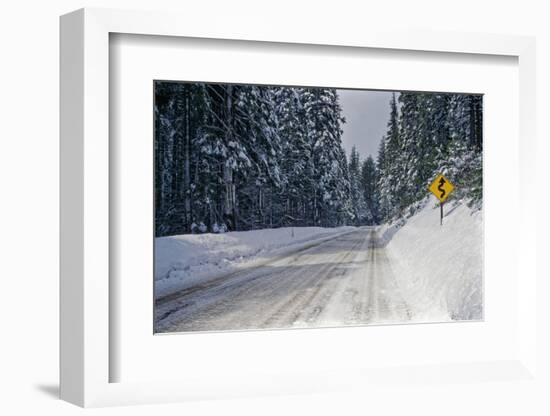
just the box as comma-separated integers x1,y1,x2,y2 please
361,156,379,224
348,146,367,224
377,93,401,219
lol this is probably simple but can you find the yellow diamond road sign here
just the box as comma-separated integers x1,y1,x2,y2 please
429,174,454,203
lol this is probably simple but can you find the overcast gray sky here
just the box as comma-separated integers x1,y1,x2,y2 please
338,89,394,160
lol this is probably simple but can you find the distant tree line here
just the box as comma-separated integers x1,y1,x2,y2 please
155,82,482,237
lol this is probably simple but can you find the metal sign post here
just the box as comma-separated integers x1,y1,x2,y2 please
428,174,455,225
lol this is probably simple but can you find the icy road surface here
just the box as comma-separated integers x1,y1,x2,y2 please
155,227,412,333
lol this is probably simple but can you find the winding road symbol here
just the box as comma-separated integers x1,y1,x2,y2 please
429,174,454,203
437,177,446,199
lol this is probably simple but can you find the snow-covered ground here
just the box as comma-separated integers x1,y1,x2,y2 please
155,197,483,331
380,197,483,322
156,228,410,332
155,226,355,298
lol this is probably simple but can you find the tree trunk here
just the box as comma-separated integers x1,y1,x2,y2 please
475,97,483,150
222,85,238,231
184,88,191,232
469,97,477,149
223,163,234,228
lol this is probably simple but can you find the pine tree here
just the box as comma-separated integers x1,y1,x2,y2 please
301,88,351,226
274,87,311,226
348,146,367,225
378,92,401,219
361,156,379,224
232,85,283,229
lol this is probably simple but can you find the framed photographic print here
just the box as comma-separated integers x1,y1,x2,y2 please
60,7,538,408
153,81,483,335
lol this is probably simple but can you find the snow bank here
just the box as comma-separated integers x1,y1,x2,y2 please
155,226,355,298
382,198,483,322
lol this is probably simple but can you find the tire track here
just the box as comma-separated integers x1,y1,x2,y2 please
260,231,368,328
156,227,413,333
156,232,359,329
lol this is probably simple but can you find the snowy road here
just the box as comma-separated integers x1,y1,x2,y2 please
155,227,412,333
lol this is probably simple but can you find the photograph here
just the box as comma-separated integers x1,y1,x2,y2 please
153,81,483,334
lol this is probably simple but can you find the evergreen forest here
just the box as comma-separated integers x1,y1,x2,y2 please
155,81,482,237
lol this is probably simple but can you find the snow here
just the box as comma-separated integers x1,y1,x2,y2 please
155,226,355,298
380,197,483,322
155,197,483,326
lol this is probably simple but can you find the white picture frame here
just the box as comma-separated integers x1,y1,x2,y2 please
60,8,537,407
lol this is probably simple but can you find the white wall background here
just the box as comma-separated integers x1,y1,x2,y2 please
0,0,548,414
